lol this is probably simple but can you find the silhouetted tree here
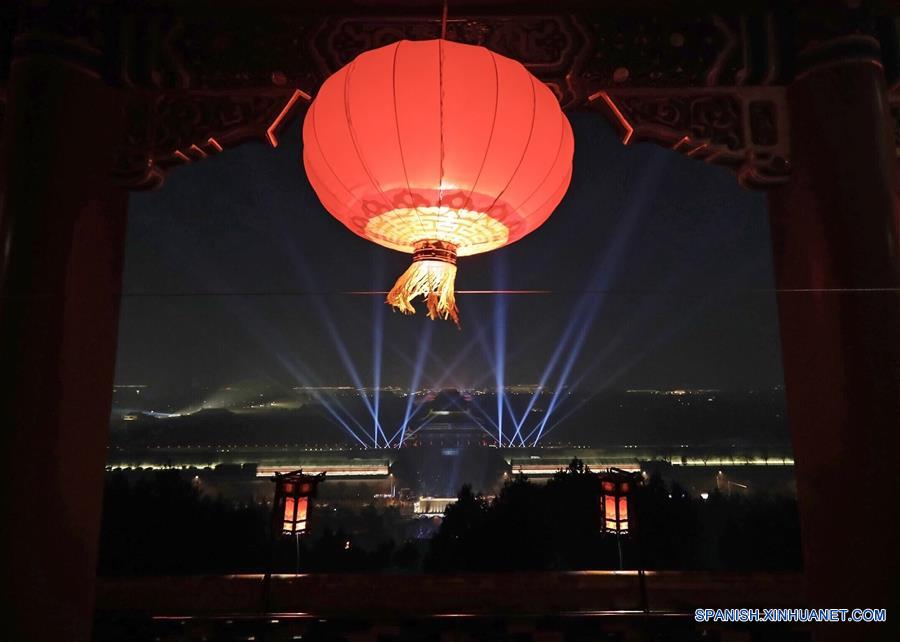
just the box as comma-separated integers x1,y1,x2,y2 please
100,464,801,575
426,484,489,571
425,460,801,572
98,471,268,575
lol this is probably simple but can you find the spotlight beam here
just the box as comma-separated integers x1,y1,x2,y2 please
402,415,436,440
279,350,373,437
273,354,371,448
372,257,386,447
271,347,376,446
493,255,508,449
526,282,615,445
200,271,374,448
467,306,511,445
521,154,671,447
536,253,772,441
526,269,690,442
154,167,361,450
469,340,511,443
508,324,574,445
469,315,556,445
252,336,378,448
502,396,521,446
528,307,593,445
385,396,430,446
503,284,603,446
464,396,499,433
280,242,381,432
395,324,434,447
428,332,484,390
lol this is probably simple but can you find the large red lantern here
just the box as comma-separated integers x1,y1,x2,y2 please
302,39,574,325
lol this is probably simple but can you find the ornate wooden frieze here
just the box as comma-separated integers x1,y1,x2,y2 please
113,11,321,93
576,13,750,89
4,1,897,191
112,88,306,190
108,7,801,190
309,13,589,106
588,87,790,189
788,3,884,73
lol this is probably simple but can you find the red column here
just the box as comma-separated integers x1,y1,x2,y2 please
0,34,128,642
767,37,900,640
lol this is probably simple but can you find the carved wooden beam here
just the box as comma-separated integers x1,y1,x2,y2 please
112,89,309,190
2,1,896,191
588,87,790,188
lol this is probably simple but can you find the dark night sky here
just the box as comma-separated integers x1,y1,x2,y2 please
116,111,784,394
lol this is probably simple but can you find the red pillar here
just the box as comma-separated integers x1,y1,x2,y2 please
0,35,128,642
767,37,900,640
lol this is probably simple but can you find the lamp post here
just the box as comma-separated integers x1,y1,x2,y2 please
599,468,649,613
599,468,634,543
271,470,326,574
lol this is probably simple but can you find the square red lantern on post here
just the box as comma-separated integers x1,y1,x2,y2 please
599,468,639,535
272,470,325,536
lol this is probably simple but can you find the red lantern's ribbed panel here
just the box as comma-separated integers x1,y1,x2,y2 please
439,43,498,207
303,39,572,324
303,39,574,258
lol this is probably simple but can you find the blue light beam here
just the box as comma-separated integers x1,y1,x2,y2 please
523,154,670,446
394,323,434,447
371,255,387,447
493,254,508,448
280,240,381,431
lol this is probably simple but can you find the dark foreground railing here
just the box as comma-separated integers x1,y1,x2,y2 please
94,572,811,641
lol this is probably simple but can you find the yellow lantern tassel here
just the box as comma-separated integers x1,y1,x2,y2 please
387,240,460,326
387,259,460,327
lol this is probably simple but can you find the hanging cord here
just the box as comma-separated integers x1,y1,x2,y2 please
441,0,449,40
438,27,446,210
